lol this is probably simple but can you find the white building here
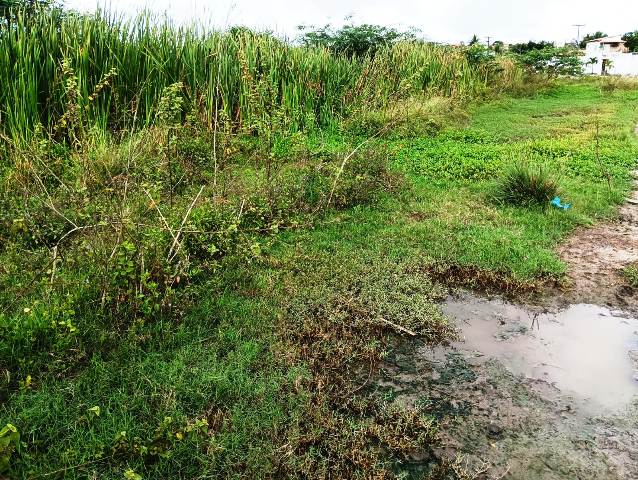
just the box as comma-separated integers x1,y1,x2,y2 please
581,36,638,76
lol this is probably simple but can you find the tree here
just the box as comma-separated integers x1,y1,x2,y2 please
586,56,599,74
1,0,57,22
298,22,415,58
622,31,638,52
509,41,554,55
514,45,583,77
579,32,607,49
465,44,495,66
491,40,505,54
468,34,480,46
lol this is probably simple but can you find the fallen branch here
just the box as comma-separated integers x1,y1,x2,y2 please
143,188,177,243
376,317,417,336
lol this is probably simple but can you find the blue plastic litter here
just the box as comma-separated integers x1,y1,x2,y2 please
551,197,571,210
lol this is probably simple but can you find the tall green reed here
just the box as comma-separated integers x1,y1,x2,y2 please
0,8,522,147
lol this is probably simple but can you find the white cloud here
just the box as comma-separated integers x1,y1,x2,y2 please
64,0,638,44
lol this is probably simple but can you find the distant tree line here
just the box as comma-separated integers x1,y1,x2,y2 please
1,0,53,14
579,32,606,49
462,35,582,77
1,0,60,23
509,41,555,54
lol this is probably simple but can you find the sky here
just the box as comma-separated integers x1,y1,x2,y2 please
63,0,638,45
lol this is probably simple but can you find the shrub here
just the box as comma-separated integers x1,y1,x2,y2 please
513,46,583,77
622,31,638,53
509,40,555,55
494,161,560,207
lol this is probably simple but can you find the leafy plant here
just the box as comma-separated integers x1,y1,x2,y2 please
298,22,414,58
491,40,505,54
0,423,19,473
494,161,560,207
465,44,495,66
509,40,555,54
514,46,583,77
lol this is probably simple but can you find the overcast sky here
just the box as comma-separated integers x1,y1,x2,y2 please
64,0,638,45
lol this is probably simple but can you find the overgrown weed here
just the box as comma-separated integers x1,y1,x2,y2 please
273,259,455,477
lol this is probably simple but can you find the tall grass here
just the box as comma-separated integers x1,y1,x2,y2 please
0,8,522,147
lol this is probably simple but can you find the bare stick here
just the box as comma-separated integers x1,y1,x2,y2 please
377,317,417,337
143,188,177,243
28,166,78,229
49,245,58,285
325,123,394,210
56,223,103,247
167,185,205,262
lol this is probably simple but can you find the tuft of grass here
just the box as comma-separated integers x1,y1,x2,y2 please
623,264,638,288
494,161,560,208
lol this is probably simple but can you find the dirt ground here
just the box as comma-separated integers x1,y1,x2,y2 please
557,170,638,313
381,337,638,479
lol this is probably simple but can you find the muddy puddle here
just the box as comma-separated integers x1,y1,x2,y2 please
383,136,638,477
379,293,638,479
442,294,638,412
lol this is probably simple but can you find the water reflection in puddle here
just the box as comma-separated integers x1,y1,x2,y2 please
442,294,638,411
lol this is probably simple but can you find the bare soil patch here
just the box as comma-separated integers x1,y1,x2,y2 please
557,126,638,312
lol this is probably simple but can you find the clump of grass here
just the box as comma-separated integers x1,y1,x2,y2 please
494,161,560,208
623,264,638,288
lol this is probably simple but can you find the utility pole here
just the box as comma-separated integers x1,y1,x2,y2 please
573,24,585,44
485,36,492,48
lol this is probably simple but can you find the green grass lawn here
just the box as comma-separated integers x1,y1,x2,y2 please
385,80,638,280
2,80,637,479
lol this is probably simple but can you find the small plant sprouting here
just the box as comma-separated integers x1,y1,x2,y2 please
124,468,143,480
623,264,638,288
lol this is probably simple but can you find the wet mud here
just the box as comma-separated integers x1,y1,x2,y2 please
380,293,638,479
379,127,638,478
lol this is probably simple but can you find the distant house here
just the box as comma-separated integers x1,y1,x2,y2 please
585,36,629,55
581,36,638,75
